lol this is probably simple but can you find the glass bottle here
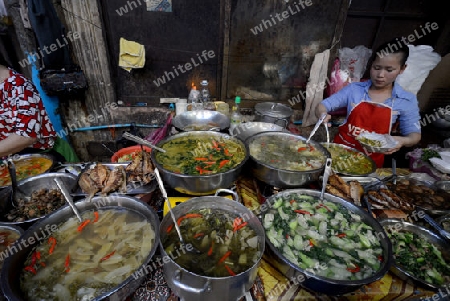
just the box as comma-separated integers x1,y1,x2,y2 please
229,96,243,134
200,80,216,111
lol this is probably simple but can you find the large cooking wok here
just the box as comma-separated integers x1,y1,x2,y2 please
260,189,393,295
1,195,160,301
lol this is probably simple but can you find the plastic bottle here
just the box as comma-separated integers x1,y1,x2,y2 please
229,96,243,134
200,80,215,110
188,83,202,110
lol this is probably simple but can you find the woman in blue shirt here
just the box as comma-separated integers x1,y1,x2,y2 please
316,39,421,167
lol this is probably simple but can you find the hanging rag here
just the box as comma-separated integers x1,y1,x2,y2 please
302,49,330,127
119,37,145,72
27,0,72,69
19,0,32,29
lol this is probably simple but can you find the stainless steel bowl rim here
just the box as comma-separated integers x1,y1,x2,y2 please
172,110,230,131
247,132,330,173
254,102,293,118
378,218,450,290
260,189,393,286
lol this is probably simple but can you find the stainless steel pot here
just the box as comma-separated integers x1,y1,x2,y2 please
159,191,265,301
254,102,293,128
246,132,330,188
230,122,288,142
1,195,160,301
261,189,393,295
0,172,78,229
151,131,249,195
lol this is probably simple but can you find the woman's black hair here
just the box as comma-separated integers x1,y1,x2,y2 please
371,38,410,66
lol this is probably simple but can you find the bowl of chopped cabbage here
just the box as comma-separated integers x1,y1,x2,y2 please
260,189,393,295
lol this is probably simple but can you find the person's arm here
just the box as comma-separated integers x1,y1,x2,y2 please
315,103,332,124
384,132,421,155
0,134,37,157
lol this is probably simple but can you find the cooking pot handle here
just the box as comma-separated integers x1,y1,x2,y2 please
275,118,288,127
173,270,212,293
214,188,239,202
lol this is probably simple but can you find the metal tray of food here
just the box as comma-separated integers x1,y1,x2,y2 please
71,163,156,196
379,219,450,291
363,176,450,215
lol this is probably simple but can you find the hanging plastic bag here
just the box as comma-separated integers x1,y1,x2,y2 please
396,45,441,95
338,45,372,82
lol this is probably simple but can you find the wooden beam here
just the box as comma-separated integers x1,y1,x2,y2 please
60,0,116,141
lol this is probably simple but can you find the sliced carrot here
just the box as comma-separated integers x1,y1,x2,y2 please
48,237,57,255
64,254,70,273
77,219,91,232
93,211,99,223
224,264,236,276
24,266,37,275
219,160,230,169
194,157,208,161
193,233,205,238
208,241,214,256
100,250,116,262
217,250,232,265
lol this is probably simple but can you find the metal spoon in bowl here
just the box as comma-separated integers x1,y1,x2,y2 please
54,178,83,222
306,113,327,144
6,159,21,207
320,158,333,201
154,168,200,254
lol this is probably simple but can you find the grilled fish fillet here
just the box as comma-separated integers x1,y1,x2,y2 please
78,172,99,201
101,165,127,194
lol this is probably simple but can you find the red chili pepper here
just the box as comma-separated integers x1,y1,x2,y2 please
294,209,312,215
289,199,295,205
77,219,91,232
309,239,314,247
224,264,236,276
219,160,230,169
297,147,307,152
218,251,232,265
65,254,70,273
177,213,203,226
212,140,219,149
100,250,116,262
31,252,37,266
194,157,208,161
48,237,57,255
208,241,214,256
40,262,46,267
336,233,346,238
166,223,174,233
93,211,99,223
316,204,331,212
24,266,37,275
346,264,360,273
35,251,41,260
286,234,289,239
224,148,230,156
193,233,205,238
233,222,248,232
377,255,384,262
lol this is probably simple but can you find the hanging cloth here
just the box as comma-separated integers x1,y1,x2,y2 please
27,0,72,69
334,98,395,168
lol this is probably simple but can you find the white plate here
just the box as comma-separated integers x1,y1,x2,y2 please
429,157,450,174
356,132,398,153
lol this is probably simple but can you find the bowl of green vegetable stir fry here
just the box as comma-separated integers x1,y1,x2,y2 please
260,189,393,295
380,219,450,290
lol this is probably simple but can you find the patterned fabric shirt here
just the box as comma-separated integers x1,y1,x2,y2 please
0,68,56,150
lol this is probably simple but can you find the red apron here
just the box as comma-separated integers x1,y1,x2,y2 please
334,100,394,168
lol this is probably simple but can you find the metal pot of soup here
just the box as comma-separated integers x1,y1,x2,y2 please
1,195,160,301
254,102,293,128
159,190,265,301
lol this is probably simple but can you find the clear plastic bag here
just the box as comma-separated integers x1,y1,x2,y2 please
338,45,372,82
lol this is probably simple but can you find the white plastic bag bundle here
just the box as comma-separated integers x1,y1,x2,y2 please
396,45,441,95
338,45,372,82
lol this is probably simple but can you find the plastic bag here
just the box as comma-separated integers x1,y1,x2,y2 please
338,45,372,82
396,45,441,95
326,58,350,96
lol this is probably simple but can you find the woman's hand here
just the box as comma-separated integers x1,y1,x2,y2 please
383,133,421,155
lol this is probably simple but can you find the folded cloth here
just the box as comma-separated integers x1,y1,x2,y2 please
119,37,145,72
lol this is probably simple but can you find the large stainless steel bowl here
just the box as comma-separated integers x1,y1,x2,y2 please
321,143,376,176
260,189,393,295
1,195,160,301
151,131,248,195
246,132,330,188
172,110,230,131
0,172,78,229
378,218,450,291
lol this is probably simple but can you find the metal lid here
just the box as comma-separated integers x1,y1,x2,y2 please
254,102,293,118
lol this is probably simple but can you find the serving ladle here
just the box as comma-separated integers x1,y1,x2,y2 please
320,158,333,201
306,113,327,144
154,168,200,254
6,159,19,207
54,178,83,222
